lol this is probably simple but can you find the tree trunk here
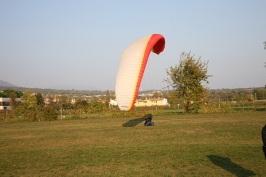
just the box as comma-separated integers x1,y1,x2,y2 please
184,105,189,113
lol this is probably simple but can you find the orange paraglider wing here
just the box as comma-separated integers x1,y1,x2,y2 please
115,34,165,111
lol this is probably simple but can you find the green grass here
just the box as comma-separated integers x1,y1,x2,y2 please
0,112,266,176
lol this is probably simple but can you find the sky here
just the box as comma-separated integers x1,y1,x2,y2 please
1,0,266,91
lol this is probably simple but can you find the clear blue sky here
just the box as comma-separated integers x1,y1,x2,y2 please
1,0,266,90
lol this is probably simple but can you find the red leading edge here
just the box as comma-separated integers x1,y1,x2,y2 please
129,34,165,110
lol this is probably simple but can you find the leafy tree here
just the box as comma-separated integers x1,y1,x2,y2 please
47,95,61,111
15,90,40,121
62,101,74,110
60,95,69,105
166,89,182,109
152,91,162,98
35,92,45,106
9,91,19,109
14,90,59,121
75,100,88,114
253,89,266,100
0,89,23,98
21,90,38,108
88,100,107,114
42,105,57,121
106,90,111,101
165,52,211,113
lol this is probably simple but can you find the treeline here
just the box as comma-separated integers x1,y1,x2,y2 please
1,86,266,100
1,87,266,122
1,87,266,102
207,87,266,101
0,86,115,97
0,89,113,122
166,87,266,113
0,89,165,122
0,89,23,98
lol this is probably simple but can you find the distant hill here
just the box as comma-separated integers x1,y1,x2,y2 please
0,80,18,87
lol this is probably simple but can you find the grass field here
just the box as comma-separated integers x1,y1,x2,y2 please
0,112,266,176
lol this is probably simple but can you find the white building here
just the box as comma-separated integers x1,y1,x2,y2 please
109,99,117,106
0,98,21,111
0,98,11,111
134,98,169,107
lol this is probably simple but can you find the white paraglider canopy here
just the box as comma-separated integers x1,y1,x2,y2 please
115,34,165,111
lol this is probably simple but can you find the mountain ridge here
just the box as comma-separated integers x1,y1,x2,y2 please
0,80,17,87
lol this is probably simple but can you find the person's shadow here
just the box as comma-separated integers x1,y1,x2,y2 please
207,155,256,177
122,114,152,127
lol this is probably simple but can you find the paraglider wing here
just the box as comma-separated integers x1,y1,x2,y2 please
115,34,165,111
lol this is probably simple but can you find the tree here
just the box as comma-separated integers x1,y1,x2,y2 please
42,105,57,121
253,89,266,100
14,90,59,121
165,52,211,113
106,90,111,101
15,90,40,121
152,91,162,98
0,89,23,98
75,100,89,114
9,92,19,109
35,92,45,106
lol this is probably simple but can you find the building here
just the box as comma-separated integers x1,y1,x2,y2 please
109,98,169,108
134,98,169,107
109,99,118,106
0,98,21,111
0,98,11,111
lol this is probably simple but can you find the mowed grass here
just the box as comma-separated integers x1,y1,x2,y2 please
0,112,265,177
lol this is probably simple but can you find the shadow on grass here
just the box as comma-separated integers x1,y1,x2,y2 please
207,155,256,177
122,114,152,127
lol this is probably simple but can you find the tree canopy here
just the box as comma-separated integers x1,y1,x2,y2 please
165,52,211,113
0,89,23,98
